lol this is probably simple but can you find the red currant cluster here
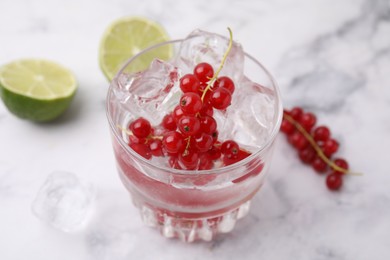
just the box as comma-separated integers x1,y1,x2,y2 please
281,107,352,191
125,62,250,170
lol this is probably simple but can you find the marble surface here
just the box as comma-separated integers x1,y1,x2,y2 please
1,0,389,259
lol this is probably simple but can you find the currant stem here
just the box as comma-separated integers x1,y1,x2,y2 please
201,27,233,102
116,125,162,140
283,113,362,176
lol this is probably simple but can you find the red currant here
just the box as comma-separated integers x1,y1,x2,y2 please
162,131,185,154
313,126,331,142
194,62,214,83
149,139,164,157
129,143,152,159
298,147,316,164
214,76,235,94
207,145,221,160
312,156,327,173
162,113,177,131
177,116,201,136
211,88,232,110
178,150,199,170
199,103,213,117
129,117,151,138
288,132,308,150
180,92,202,115
198,155,214,170
195,133,213,152
281,119,295,135
333,158,348,175
173,105,185,122
221,140,239,159
180,74,200,93
321,139,339,157
299,112,316,131
290,107,303,120
200,116,217,134
326,173,343,190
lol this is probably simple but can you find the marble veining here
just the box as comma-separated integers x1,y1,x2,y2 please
0,0,389,259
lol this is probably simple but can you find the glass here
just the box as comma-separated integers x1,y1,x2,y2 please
106,33,282,242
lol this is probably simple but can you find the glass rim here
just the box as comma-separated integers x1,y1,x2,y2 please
106,37,283,175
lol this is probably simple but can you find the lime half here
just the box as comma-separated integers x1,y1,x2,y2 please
0,59,77,122
99,16,172,81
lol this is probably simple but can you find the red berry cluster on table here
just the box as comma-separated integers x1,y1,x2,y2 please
281,107,360,191
123,29,251,170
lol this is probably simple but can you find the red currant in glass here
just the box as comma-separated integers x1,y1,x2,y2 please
326,173,343,190
333,158,349,175
214,76,235,94
148,139,163,157
162,131,185,154
299,112,316,131
180,92,202,115
177,116,201,136
162,113,177,131
179,150,199,170
321,139,339,157
180,74,200,93
173,105,185,122
194,62,214,83
129,143,152,159
313,126,331,142
221,140,240,159
195,133,213,152
200,115,217,134
198,155,214,170
207,145,221,160
129,117,151,138
312,156,327,173
211,87,232,110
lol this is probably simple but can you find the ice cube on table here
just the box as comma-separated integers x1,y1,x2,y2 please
216,76,276,150
31,171,95,232
113,59,181,126
175,29,245,83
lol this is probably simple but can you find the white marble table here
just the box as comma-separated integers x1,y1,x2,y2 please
1,0,389,259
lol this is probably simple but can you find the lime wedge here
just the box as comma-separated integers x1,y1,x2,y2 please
0,59,77,122
99,16,172,81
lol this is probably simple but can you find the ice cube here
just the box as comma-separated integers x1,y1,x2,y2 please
175,29,245,83
216,76,276,149
31,171,95,232
113,59,181,126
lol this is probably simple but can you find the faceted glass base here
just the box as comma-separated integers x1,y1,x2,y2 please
134,199,251,242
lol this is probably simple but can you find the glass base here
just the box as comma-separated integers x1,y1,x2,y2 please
134,200,251,242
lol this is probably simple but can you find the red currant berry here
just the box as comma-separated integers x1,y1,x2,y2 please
287,132,308,150
199,103,213,117
200,116,217,134
313,126,331,142
180,92,202,115
280,119,295,135
290,107,303,120
211,88,232,110
298,147,316,164
214,76,235,94
326,173,343,190
223,149,251,166
299,112,316,131
129,117,151,138
321,139,339,157
129,143,152,159
312,156,327,173
221,140,240,159
179,150,199,170
198,155,214,170
180,74,200,93
149,139,164,157
177,116,200,136
211,130,219,143
333,158,349,175
162,131,185,154
173,105,185,122
162,113,177,131
194,62,214,83
207,145,221,160
195,133,213,152
129,135,147,145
